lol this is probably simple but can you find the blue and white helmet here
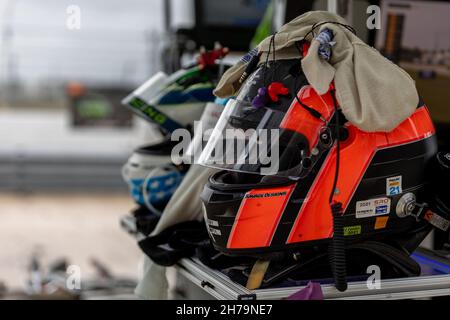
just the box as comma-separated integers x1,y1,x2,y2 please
121,139,186,216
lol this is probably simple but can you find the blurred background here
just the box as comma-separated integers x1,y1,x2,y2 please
0,0,448,299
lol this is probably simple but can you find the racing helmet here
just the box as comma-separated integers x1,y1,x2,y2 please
121,138,187,216
121,98,228,236
122,46,230,135
199,57,438,258
120,47,230,235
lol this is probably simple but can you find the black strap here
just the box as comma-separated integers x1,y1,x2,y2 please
138,221,209,266
410,202,450,232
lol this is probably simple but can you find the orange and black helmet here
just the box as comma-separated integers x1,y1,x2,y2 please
200,58,438,258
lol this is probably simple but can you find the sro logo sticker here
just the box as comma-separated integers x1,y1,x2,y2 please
374,198,389,206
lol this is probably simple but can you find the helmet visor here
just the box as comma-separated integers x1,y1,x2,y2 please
198,62,335,178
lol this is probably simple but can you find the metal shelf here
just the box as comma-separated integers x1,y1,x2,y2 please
124,220,450,300
175,254,450,300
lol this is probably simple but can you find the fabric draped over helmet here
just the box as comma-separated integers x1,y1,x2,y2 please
214,11,419,133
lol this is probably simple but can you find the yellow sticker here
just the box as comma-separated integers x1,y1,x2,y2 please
344,225,361,236
375,216,389,230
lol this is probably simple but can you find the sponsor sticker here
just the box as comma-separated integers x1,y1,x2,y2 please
244,191,287,199
356,197,391,218
209,227,222,236
344,225,362,236
374,216,389,230
207,219,219,227
386,176,402,196
424,210,450,231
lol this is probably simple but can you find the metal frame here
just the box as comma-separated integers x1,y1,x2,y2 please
176,257,450,300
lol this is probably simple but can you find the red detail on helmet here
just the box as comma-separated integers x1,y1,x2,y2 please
280,85,335,152
286,106,436,244
227,185,295,249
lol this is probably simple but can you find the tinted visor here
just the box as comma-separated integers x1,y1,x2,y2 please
198,60,335,178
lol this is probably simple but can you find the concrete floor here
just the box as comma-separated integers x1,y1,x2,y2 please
0,192,142,291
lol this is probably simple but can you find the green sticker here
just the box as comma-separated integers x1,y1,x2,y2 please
344,225,361,236
127,97,183,132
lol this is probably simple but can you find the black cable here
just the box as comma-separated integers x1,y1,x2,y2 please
292,70,326,122
239,53,261,84
329,202,347,292
271,33,277,83
294,92,325,122
329,89,340,203
328,88,347,292
261,33,280,88
262,34,275,87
